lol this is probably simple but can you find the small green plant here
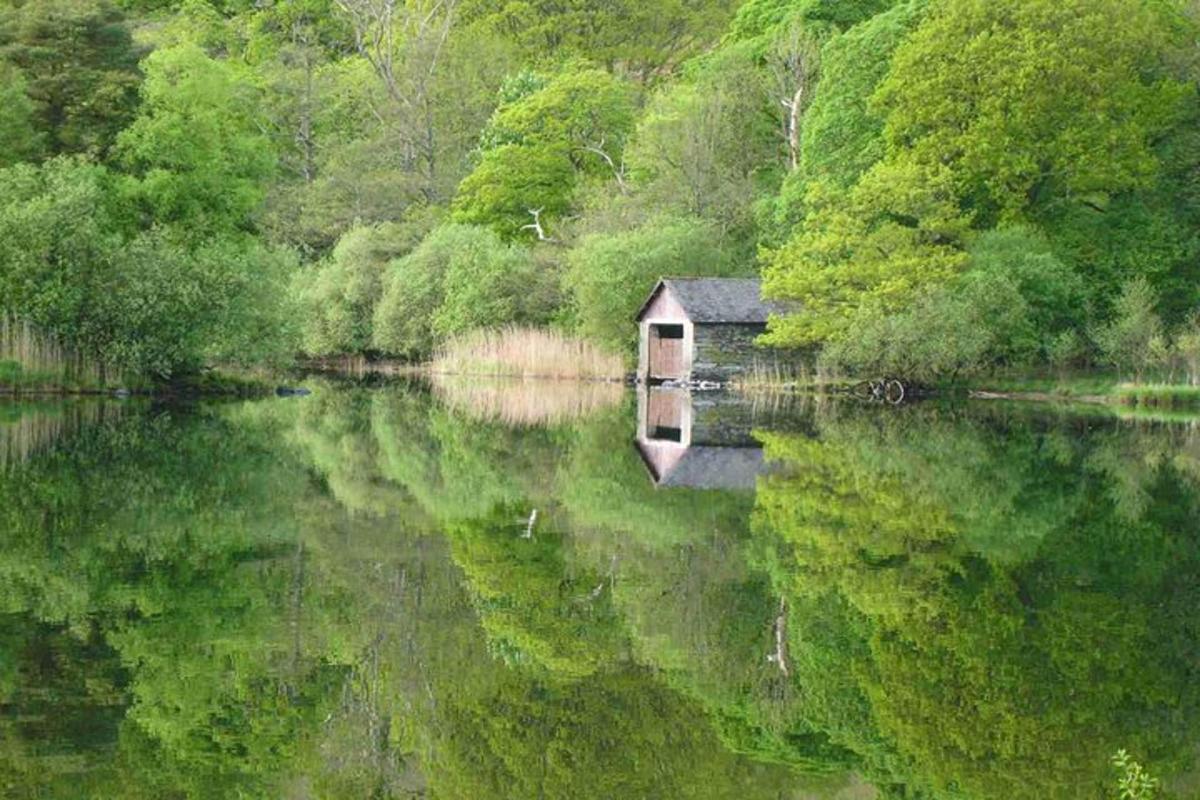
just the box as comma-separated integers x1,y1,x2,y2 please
1112,749,1159,800
1047,329,1083,379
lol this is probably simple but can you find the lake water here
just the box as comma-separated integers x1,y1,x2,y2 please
1,380,1199,799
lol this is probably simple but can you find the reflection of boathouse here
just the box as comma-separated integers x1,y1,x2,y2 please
635,387,768,491
635,278,780,385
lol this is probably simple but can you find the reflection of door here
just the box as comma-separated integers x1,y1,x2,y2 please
650,324,685,380
647,387,685,442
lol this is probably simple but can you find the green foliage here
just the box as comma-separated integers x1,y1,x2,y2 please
1113,750,1159,800
0,62,42,166
293,221,428,356
567,216,738,353
458,0,739,73
0,157,296,379
432,233,556,340
625,43,780,242
372,223,555,358
117,43,276,231
967,226,1087,341
453,65,637,238
451,144,576,239
763,161,972,347
0,0,143,158
0,157,126,341
371,231,456,359
767,0,1196,376
1092,278,1166,382
797,0,897,27
876,0,1189,226
822,270,1037,382
794,0,926,191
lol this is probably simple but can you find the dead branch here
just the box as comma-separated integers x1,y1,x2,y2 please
520,208,557,243
580,138,629,194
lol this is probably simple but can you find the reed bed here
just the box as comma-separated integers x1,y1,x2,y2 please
0,315,105,391
431,375,624,426
432,327,626,381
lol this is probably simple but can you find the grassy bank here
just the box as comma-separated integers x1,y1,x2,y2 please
970,371,1200,409
1113,383,1200,409
432,327,626,381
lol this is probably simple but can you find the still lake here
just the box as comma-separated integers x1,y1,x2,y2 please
1,379,1199,799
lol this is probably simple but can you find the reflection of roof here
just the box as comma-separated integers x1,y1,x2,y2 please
635,278,781,324
657,446,765,491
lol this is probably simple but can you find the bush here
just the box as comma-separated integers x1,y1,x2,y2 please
93,231,298,378
373,224,557,359
0,158,299,379
967,226,1087,345
1174,312,1200,387
823,272,1036,383
1091,277,1164,383
293,221,427,356
566,216,738,353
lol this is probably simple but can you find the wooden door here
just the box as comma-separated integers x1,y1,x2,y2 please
650,324,685,380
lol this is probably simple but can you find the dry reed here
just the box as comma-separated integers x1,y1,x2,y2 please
432,327,626,381
0,314,104,390
431,375,624,426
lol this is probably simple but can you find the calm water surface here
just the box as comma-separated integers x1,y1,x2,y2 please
1,381,1199,799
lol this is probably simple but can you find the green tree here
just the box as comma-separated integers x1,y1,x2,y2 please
372,223,557,358
0,62,42,166
567,216,738,353
432,231,556,340
293,220,430,356
765,0,1192,352
0,0,142,159
453,65,637,239
762,161,972,346
117,43,276,231
1092,277,1166,383
457,0,739,75
0,157,126,346
876,0,1189,227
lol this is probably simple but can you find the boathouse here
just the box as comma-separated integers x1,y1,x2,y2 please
635,277,775,384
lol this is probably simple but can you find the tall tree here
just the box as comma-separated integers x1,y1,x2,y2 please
0,0,142,159
117,43,276,232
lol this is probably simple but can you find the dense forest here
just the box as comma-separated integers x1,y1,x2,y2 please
2,0,1200,383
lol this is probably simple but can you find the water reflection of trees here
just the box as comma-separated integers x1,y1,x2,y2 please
754,406,1200,799
2,393,1199,798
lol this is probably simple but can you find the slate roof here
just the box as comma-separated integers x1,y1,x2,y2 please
635,278,781,324
657,446,766,491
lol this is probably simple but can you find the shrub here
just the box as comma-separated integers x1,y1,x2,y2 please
967,226,1087,345
294,222,426,356
373,224,557,359
1174,312,1200,387
823,272,1035,383
0,158,297,380
1092,277,1164,383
